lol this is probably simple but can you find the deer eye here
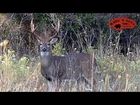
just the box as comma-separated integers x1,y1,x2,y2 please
40,44,42,47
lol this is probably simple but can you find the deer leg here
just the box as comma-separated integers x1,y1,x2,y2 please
80,75,94,91
94,66,100,73
85,85,92,92
47,81,52,92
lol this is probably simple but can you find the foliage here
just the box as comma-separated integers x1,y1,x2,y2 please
34,13,51,28
52,42,63,56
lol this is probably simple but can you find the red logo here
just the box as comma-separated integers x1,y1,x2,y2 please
108,17,137,31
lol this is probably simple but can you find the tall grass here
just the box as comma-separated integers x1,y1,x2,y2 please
0,50,47,92
1,46,140,92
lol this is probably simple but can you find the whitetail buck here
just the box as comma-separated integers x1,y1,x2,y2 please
30,17,98,91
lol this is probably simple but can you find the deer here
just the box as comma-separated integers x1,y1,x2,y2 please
30,17,99,92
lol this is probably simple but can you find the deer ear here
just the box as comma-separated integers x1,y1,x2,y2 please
50,38,58,44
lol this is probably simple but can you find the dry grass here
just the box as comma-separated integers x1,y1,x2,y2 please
0,49,140,92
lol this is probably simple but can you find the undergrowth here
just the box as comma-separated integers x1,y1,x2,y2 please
0,47,140,92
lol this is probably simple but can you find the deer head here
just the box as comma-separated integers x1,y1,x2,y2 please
30,16,60,57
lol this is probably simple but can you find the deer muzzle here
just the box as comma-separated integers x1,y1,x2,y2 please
42,47,47,52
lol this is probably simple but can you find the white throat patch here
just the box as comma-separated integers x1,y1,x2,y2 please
40,51,50,56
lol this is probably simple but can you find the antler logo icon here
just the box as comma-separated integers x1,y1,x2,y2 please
108,17,137,31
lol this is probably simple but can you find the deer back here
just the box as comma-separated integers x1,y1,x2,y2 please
47,52,97,81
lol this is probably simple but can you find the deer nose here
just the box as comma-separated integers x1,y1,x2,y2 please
42,47,47,52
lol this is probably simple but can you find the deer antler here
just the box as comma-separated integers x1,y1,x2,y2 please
47,19,60,41
30,16,42,41
30,14,60,42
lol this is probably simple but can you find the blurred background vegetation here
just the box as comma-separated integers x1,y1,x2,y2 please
1,13,140,58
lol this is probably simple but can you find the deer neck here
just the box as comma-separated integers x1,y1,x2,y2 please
40,52,53,68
